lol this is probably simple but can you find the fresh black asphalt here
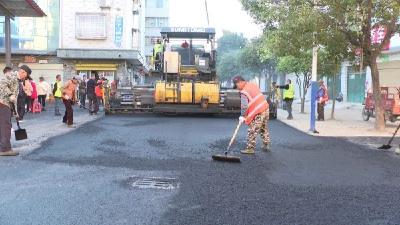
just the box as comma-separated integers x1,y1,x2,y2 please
0,114,399,225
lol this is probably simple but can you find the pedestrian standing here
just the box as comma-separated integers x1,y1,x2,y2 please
29,78,38,112
37,76,51,111
23,75,33,113
276,79,295,120
0,67,24,156
78,75,87,109
62,77,78,127
95,79,104,108
87,74,98,115
316,80,329,121
17,76,28,121
232,75,271,154
53,74,63,116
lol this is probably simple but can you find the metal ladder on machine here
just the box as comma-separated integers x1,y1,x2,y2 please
163,62,181,103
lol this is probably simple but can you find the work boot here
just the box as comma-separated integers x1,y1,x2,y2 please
0,150,19,156
262,143,271,152
240,149,255,154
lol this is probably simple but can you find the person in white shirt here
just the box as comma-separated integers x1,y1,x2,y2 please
37,76,51,111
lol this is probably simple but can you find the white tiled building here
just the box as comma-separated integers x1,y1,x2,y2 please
144,0,170,68
57,0,146,85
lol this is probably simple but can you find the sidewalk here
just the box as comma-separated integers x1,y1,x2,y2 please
277,100,400,150
11,103,102,154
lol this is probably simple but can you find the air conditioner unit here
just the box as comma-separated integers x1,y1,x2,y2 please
99,0,111,8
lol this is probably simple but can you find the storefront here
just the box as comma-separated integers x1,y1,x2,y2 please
75,63,118,81
57,49,145,87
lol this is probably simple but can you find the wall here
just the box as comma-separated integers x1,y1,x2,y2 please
60,0,134,49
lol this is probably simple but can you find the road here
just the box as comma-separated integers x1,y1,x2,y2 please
1,114,400,225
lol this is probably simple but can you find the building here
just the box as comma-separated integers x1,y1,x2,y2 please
144,0,169,69
0,0,62,84
56,0,146,86
338,34,400,103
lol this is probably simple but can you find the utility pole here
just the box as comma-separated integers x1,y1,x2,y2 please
309,37,319,133
5,15,12,67
204,0,210,26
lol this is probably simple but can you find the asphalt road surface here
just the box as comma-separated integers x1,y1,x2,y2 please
1,115,399,225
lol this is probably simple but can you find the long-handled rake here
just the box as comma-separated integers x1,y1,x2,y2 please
212,120,242,163
378,123,400,150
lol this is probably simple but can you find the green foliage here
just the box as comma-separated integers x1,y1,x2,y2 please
217,30,247,55
217,31,273,81
240,0,400,128
277,52,312,75
217,50,241,81
239,38,265,73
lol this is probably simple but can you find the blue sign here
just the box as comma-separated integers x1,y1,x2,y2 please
115,16,123,47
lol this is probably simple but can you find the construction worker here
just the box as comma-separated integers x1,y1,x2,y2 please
277,79,295,120
316,79,329,121
271,81,281,108
153,39,163,71
232,75,271,154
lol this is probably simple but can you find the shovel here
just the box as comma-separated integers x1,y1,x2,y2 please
212,120,242,163
378,123,400,150
15,120,27,141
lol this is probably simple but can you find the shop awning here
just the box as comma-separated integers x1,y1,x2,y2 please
1,0,46,67
57,49,144,67
0,0,46,17
75,63,118,71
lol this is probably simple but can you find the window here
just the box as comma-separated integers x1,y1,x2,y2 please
145,17,168,28
145,18,156,27
132,29,140,49
145,36,161,46
75,13,107,39
146,0,164,8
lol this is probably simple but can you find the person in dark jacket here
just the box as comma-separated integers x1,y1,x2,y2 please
86,74,98,115
78,75,87,109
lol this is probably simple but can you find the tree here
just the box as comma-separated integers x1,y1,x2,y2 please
239,38,277,89
217,30,247,54
216,31,248,82
241,0,400,130
317,0,400,130
277,53,312,113
318,27,353,120
217,51,242,82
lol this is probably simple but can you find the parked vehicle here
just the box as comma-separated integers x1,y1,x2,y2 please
362,86,400,123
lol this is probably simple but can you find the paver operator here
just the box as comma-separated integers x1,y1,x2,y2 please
232,75,271,154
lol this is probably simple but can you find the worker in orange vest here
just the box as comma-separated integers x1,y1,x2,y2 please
232,75,271,154
95,80,104,108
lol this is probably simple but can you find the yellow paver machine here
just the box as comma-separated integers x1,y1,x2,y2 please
105,27,241,114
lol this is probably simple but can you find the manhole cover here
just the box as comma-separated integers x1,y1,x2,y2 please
128,176,179,190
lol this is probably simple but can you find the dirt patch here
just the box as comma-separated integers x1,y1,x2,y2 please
147,138,168,149
100,139,126,147
123,120,165,127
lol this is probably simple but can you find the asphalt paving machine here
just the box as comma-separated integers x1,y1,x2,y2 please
105,27,241,114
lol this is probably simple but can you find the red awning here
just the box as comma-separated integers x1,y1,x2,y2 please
0,0,46,18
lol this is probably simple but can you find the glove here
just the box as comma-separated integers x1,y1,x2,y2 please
239,116,245,123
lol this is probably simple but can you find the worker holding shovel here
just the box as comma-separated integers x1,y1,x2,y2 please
232,75,271,154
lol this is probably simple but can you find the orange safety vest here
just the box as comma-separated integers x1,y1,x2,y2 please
241,82,269,125
95,84,104,97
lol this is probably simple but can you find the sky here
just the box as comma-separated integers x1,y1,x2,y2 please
168,0,262,39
